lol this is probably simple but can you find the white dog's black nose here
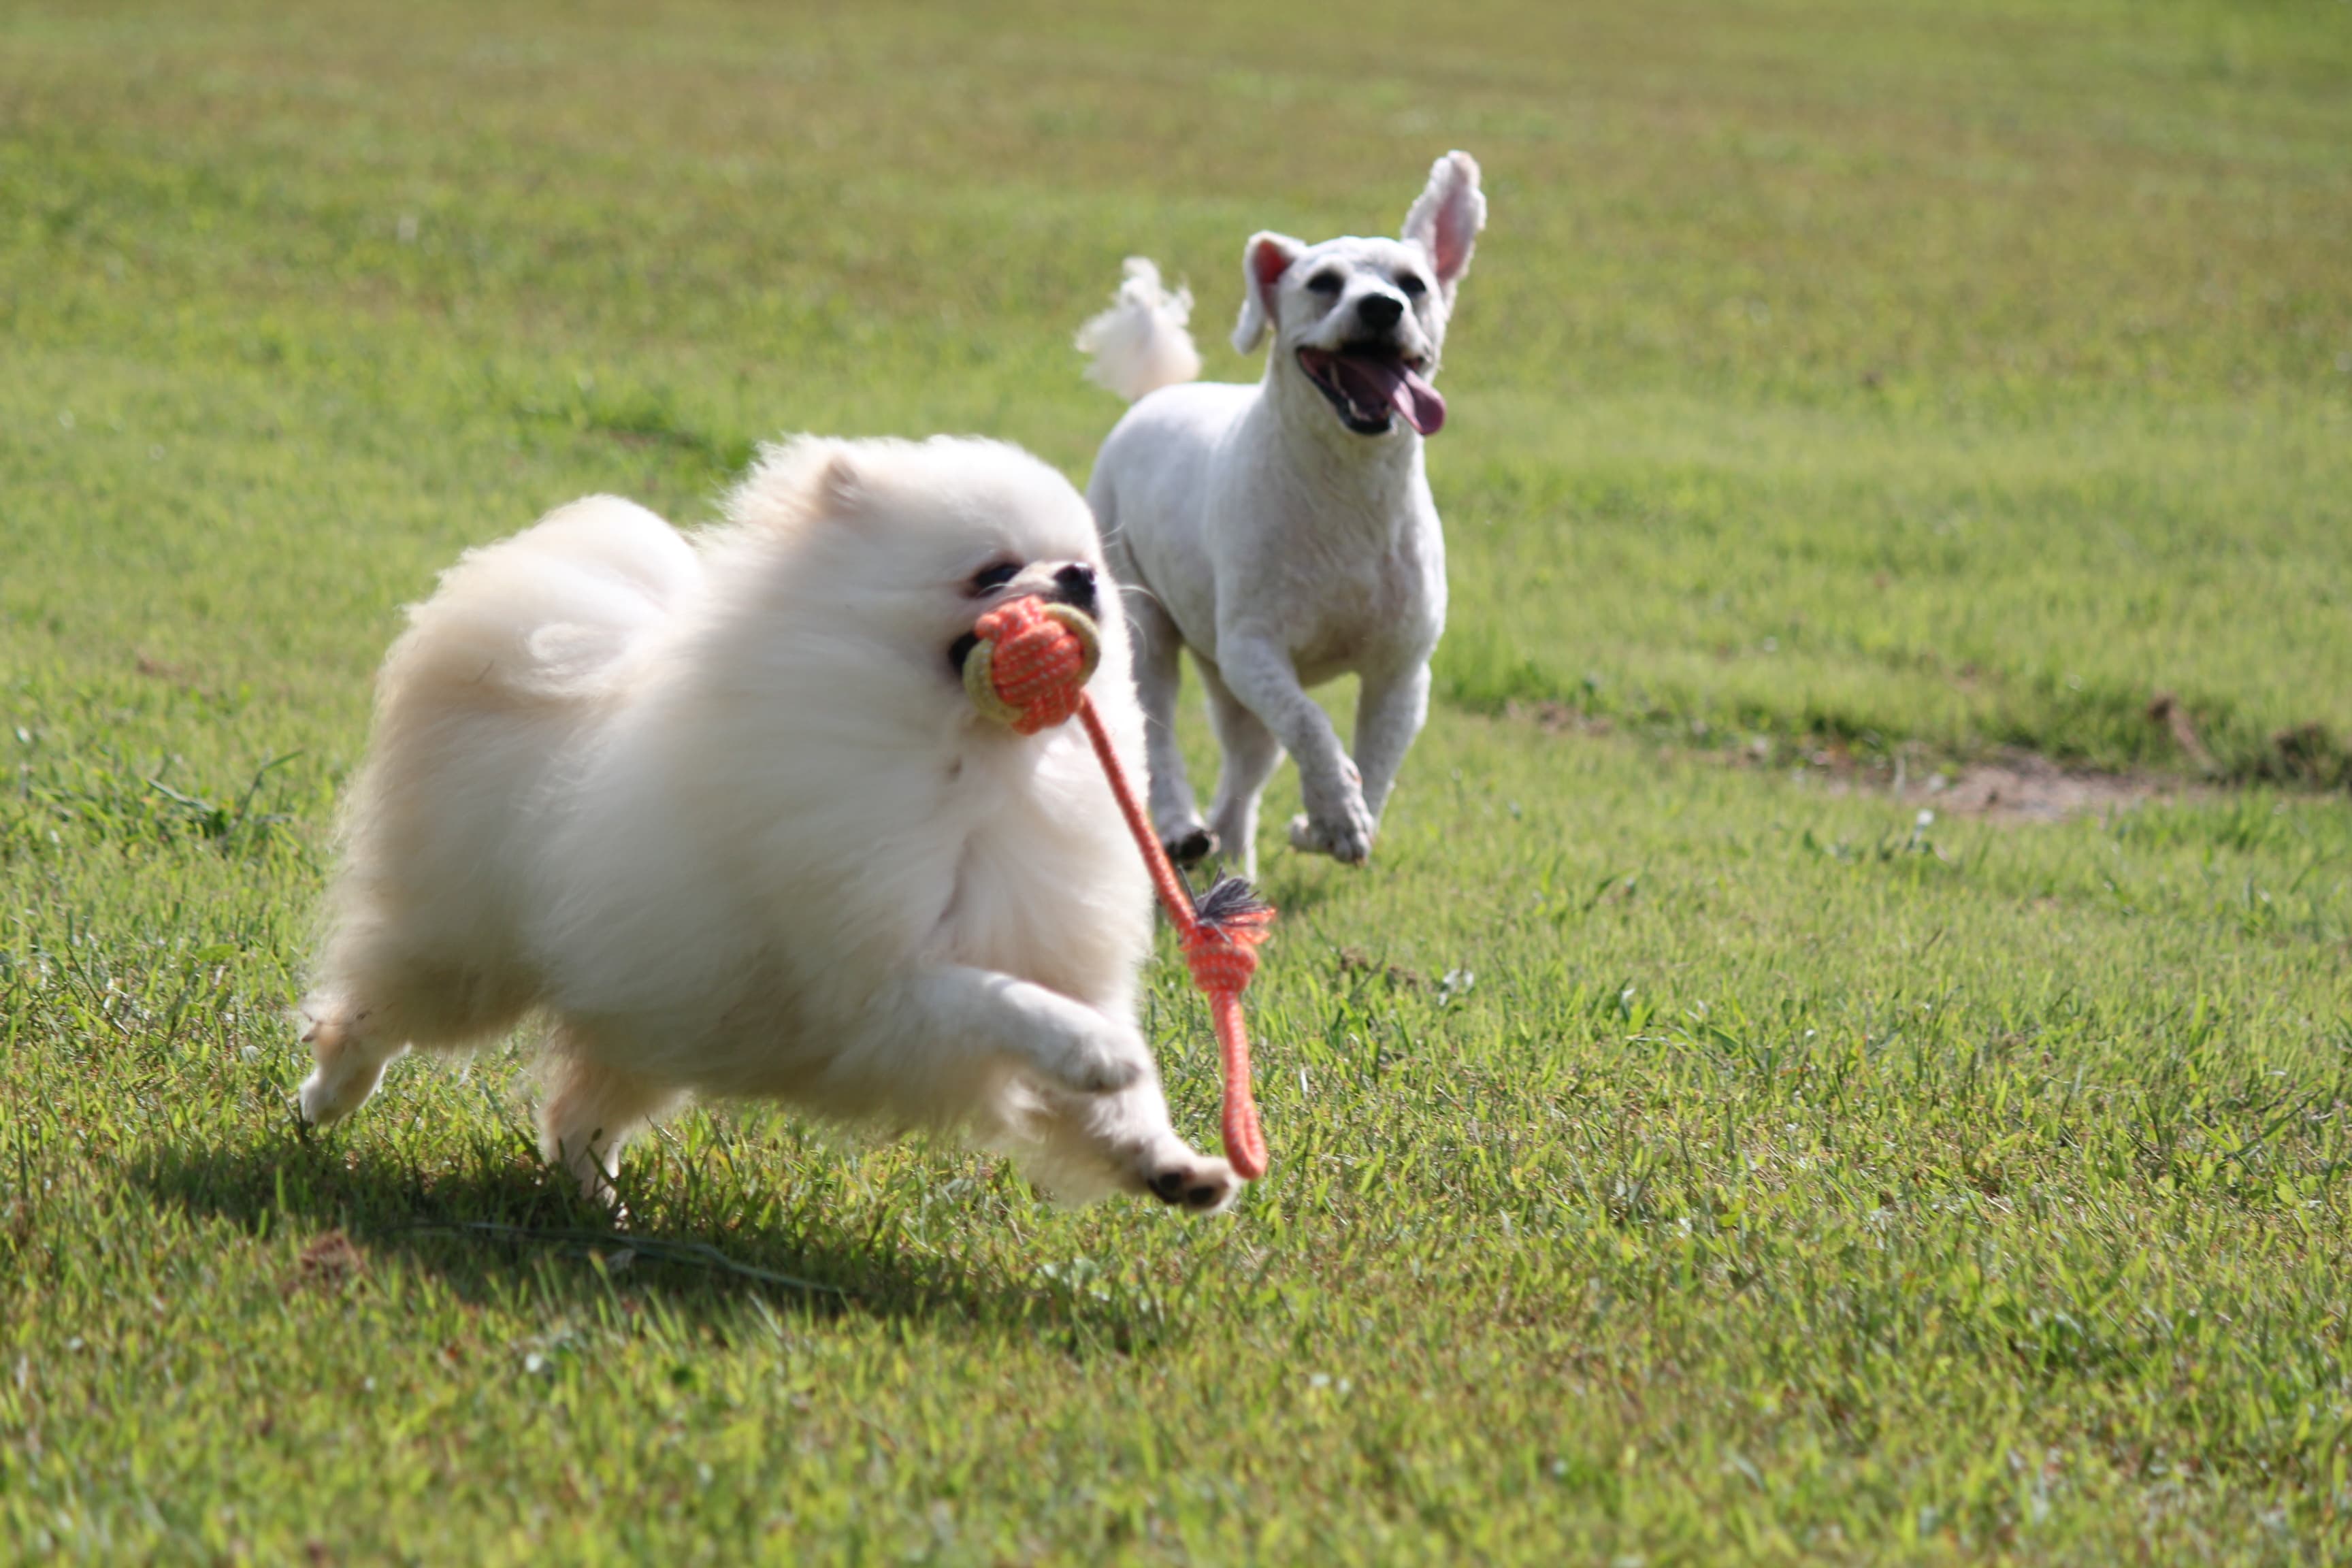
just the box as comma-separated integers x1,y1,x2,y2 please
1357,294,1404,330
1052,562,1098,617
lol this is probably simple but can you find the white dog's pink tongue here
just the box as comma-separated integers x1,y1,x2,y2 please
1394,367,1446,436
1331,354,1446,436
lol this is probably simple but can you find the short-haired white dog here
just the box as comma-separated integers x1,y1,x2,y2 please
295,436,1239,1215
1079,151,1486,877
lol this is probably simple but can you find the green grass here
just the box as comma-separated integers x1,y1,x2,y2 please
5,0,2351,1561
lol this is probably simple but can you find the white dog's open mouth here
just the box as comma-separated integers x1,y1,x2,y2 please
1295,346,1446,437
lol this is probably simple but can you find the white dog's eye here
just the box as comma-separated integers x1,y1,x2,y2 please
1396,272,1428,298
1305,272,1343,295
968,561,1021,593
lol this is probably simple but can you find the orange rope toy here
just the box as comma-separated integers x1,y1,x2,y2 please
963,595,1275,1181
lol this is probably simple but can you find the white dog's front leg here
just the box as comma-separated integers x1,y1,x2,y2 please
1127,591,1212,864
1218,632,1374,866
1197,657,1286,881
1352,660,1431,826
889,964,1153,1098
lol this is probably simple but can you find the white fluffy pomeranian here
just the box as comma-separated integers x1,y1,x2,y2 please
296,435,1240,1215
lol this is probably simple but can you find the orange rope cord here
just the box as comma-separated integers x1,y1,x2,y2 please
965,596,1274,1181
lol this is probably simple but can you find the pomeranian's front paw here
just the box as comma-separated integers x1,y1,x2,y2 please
1287,806,1373,866
1141,1150,1240,1215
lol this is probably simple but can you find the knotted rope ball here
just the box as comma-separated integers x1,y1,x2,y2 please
961,598,1101,736
962,595,1274,1182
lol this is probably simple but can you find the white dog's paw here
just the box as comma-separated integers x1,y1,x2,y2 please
1158,820,1218,869
1288,807,1374,866
1291,758,1375,866
1141,1151,1241,1215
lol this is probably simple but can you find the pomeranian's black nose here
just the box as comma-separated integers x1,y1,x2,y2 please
1357,294,1404,330
1051,562,1098,617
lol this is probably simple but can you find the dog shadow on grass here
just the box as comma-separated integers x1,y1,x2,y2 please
131,1126,1201,1351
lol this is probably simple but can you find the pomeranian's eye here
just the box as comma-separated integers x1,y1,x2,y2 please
967,561,1021,594
1305,272,1343,295
1396,272,1427,298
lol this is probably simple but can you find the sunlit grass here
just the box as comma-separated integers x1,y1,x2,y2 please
4,0,2350,1561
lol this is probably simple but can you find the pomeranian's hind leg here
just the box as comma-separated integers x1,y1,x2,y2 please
295,996,407,1128
296,932,536,1128
539,1045,680,1207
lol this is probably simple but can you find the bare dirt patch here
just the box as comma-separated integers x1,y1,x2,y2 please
1508,700,2203,823
1896,752,2191,823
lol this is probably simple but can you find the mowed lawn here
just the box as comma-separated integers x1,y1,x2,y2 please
5,0,2351,1561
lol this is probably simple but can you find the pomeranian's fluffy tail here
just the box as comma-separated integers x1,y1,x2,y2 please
299,497,702,1073
1075,257,1202,402
387,496,702,707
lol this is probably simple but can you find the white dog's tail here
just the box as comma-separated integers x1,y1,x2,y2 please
1075,258,1202,402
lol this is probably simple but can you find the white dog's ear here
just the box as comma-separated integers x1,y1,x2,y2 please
1402,150,1486,300
1230,231,1304,355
